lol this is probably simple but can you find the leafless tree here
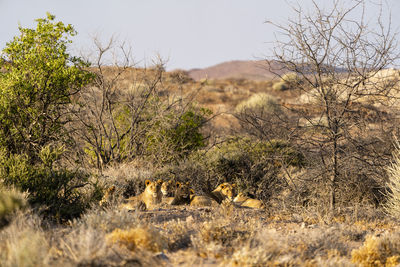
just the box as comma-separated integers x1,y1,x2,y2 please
260,0,400,212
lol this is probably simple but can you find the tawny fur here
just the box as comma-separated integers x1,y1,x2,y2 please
209,182,237,204
161,179,175,197
161,180,176,204
121,179,163,211
190,195,218,207
233,192,265,209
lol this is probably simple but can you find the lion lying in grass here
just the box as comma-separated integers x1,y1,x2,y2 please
121,179,163,211
233,192,265,209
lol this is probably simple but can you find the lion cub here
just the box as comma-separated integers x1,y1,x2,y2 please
171,181,192,205
121,179,163,211
161,180,175,205
233,192,265,209
209,182,237,204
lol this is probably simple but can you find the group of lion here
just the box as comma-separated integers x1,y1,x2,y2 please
111,179,264,211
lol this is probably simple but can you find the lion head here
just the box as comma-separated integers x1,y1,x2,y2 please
144,179,163,198
161,180,175,197
212,182,237,202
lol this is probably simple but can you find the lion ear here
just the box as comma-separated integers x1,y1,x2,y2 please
190,189,195,194
145,180,151,186
176,181,182,188
157,179,163,185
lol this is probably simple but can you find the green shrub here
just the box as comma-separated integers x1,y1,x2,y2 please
145,106,212,165
0,13,92,162
0,146,97,222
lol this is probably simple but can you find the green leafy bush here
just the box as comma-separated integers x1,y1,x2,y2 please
0,146,98,222
0,13,92,161
145,106,212,165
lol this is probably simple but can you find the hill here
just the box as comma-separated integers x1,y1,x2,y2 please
187,60,286,81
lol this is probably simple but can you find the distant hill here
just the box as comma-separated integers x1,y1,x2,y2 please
187,60,287,81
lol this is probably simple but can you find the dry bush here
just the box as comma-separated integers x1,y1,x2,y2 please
235,93,281,114
384,141,400,217
101,163,154,198
0,187,27,228
351,234,400,267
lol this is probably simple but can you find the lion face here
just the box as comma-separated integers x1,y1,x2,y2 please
144,179,163,198
161,180,175,197
212,182,237,201
175,181,191,199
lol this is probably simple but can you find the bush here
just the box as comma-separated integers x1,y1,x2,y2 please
145,106,211,165
0,188,27,228
272,73,301,91
384,141,400,217
272,81,289,91
0,13,92,162
0,146,98,222
188,137,305,202
235,93,281,114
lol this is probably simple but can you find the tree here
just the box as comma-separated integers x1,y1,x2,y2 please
0,13,93,162
263,0,399,212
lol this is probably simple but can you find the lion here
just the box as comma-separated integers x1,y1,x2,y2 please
121,179,163,211
209,182,237,204
233,192,265,209
190,194,218,207
161,179,175,205
170,181,192,205
161,179,175,197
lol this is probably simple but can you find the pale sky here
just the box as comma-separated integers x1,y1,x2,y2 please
1,0,399,70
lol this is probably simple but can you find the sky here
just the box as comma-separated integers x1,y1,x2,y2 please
1,0,400,70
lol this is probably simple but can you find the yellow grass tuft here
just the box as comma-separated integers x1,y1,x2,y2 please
106,226,167,253
351,235,400,267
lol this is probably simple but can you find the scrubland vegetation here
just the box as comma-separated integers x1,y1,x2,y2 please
2,1,400,266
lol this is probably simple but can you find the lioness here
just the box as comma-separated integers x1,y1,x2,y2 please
121,179,163,211
233,192,265,209
171,181,192,205
209,182,237,204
